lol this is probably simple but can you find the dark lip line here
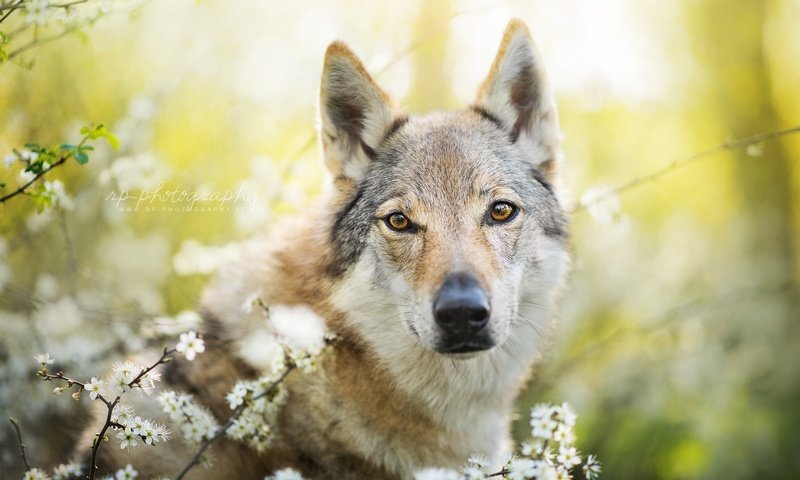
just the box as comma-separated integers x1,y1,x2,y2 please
437,341,496,354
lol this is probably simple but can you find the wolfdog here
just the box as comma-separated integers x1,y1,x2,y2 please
86,18,569,479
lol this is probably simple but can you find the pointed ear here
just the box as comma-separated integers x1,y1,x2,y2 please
319,42,405,191
474,19,560,178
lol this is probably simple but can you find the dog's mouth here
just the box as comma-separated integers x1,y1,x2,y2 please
435,336,496,356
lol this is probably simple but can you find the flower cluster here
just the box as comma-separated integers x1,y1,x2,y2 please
224,370,289,453
157,391,220,446
20,457,141,479
414,403,600,480
19,0,114,28
154,300,338,468
111,404,171,450
34,353,171,453
23,331,203,479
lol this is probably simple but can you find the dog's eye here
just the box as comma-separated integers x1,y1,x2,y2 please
488,201,517,224
386,212,413,232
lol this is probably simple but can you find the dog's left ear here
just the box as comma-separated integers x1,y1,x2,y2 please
474,19,560,179
319,41,405,193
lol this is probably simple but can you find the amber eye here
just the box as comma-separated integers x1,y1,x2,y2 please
386,212,412,231
489,201,517,223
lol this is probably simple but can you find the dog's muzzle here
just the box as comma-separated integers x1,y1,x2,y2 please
433,272,494,354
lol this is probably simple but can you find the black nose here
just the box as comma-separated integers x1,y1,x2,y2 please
433,272,490,335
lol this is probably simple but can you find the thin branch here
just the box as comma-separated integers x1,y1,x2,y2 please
8,417,32,472
173,365,296,480
573,125,800,213
535,281,795,391
50,0,89,8
0,155,66,203
486,469,509,478
37,347,176,480
7,21,87,60
87,347,175,480
0,0,23,23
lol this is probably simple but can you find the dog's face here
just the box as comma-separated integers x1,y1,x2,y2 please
321,20,568,358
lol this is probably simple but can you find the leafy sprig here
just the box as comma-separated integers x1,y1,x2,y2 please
1,122,118,207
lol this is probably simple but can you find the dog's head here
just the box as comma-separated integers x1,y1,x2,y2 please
321,20,569,358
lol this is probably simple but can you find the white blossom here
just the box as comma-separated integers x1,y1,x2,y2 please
85,376,103,400
242,292,261,314
270,304,327,357
158,390,219,445
99,153,170,191
34,273,59,300
107,362,137,396
142,421,170,445
111,403,136,427
226,382,249,409
53,461,83,480
117,429,139,450
506,458,537,480
746,143,763,157
580,185,621,225
20,149,39,162
266,468,305,480
467,454,489,468
141,371,162,395
43,179,75,210
413,468,461,480
25,0,51,26
176,330,205,361
114,464,138,479
3,153,16,168
19,168,36,184
556,446,581,468
171,240,239,276
35,352,55,365
583,455,601,479
23,468,51,480
461,465,487,480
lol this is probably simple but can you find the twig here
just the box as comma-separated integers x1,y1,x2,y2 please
535,281,795,391
50,0,89,8
86,347,175,480
0,155,66,204
38,347,176,480
486,469,509,478
8,417,32,472
573,125,800,213
7,21,88,60
0,0,23,23
173,365,296,480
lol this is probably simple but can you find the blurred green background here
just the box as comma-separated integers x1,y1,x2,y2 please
1,0,799,478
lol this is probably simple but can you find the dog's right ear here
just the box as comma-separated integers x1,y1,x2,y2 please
319,42,404,193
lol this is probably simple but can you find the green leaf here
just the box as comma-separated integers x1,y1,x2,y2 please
74,151,89,164
102,130,120,150
60,144,77,152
